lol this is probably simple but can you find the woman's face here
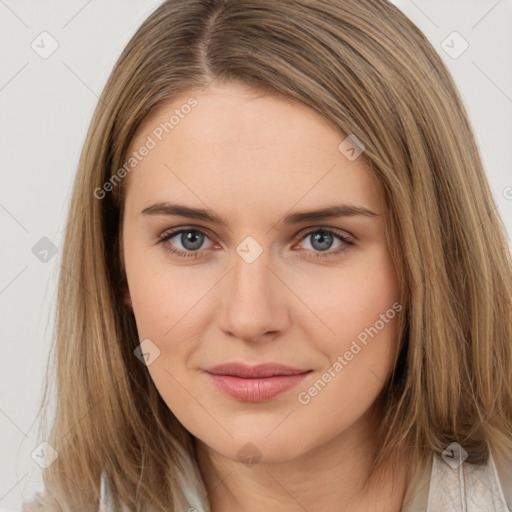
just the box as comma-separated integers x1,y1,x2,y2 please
121,82,401,463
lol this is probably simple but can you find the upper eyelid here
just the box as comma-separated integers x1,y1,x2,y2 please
160,226,216,243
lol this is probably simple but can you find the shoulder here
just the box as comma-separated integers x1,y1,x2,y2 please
402,447,512,512
430,448,511,511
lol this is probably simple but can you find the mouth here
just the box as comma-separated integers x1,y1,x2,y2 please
202,363,313,402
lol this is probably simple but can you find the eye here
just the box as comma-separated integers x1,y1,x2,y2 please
157,226,355,260
294,228,354,259
158,228,215,259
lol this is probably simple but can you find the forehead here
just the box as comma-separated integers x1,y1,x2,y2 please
123,82,382,219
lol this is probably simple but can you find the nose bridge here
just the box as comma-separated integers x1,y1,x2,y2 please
217,238,289,340
233,246,271,300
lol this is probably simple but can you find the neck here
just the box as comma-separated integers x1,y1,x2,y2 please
194,403,409,512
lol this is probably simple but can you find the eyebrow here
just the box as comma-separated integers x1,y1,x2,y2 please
140,202,379,227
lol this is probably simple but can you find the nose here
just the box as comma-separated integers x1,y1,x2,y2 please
216,249,291,343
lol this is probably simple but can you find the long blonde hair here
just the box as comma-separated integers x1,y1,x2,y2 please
24,0,512,510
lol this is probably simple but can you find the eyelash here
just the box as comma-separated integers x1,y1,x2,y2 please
157,227,355,261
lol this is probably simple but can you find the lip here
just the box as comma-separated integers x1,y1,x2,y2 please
202,363,312,402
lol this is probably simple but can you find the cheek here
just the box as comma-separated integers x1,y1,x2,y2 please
292,244,400,350
329,258,400,397
294,244,401,404
125,242,211,339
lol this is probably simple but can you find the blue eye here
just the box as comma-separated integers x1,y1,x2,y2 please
299,229,345,252
295,228,354,259
157,227,354,260
158,229,213,259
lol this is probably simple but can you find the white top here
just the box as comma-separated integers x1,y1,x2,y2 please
96,450,512,512
401,450,512,511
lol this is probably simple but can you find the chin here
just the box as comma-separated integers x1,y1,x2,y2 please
198,431,310,466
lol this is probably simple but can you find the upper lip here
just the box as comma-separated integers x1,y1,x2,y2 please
204,363,312,378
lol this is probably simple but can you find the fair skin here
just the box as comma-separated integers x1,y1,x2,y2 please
121,81,407,511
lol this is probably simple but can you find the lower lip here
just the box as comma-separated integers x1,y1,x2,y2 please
204,372,311,402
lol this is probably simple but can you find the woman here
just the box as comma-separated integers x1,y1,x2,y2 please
24,0,512,510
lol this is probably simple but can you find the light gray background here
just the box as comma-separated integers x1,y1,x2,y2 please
1,0,511,509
